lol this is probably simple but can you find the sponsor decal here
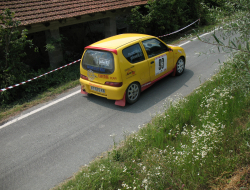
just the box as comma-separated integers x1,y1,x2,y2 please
87,65,105,72
87,70,97,81
178,50,182,53
128,49,140,56
127,69,136,76
89,82,102,88
125,66,136,78
99,58,111,68
125,66,134,71
141,82,151,88
97,74,117,80
110,77,117,80
155,54,167,76
98,74,109,79
128,50,143,62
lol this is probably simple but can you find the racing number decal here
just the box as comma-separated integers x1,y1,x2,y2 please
155,54,167,76
158,58,164,70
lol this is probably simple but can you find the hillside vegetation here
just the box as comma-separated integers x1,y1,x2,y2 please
54,49,250,190
53,48,250,190
54,0,250,189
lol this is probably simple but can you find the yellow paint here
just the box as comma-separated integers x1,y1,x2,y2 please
79,33,186,101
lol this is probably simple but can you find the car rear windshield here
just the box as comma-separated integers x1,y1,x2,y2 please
82,49,114,74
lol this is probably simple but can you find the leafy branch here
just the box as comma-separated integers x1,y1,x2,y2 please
196,34,250,54
197,34,250,73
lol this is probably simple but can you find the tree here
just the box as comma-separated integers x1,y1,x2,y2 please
196,0,250,79
126,0,220,36
0,9,33,103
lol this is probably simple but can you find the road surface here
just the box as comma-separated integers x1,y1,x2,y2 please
0,32,229,190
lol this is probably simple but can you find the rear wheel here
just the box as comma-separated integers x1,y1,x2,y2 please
126,82,141,104
176,57,185,76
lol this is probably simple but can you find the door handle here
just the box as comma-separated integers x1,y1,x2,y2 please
151,61,154,64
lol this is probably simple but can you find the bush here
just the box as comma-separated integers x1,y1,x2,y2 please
126,0,224,36
0,9,34,105
0,9,80,107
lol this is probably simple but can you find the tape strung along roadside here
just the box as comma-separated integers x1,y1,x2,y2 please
0,19,200,93
0,59,81,92
158,19,200,38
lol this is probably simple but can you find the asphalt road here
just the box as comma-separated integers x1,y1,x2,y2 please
0,32,229,190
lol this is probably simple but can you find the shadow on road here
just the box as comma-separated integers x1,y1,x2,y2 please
82,69,194,113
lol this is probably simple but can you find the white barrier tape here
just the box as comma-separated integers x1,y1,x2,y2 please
0,59,81,92
158,19,200,38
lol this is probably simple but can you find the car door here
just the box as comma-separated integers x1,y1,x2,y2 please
141,38,174,82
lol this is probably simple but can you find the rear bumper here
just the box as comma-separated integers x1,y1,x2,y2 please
79,78,126,100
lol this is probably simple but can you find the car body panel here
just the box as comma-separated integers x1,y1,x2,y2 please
79,33,186,105
146,51,173,82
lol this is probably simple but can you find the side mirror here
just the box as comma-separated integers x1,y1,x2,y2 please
169,48,173,52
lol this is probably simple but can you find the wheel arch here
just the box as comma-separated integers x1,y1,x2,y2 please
179,56,185,64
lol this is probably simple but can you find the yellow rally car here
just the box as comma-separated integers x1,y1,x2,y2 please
80,33,186,106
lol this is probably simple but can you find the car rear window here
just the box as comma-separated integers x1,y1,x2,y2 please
82,49,114,74
122,43,145,64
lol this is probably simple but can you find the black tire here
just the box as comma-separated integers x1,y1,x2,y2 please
176,57,185,76
126,82,141,104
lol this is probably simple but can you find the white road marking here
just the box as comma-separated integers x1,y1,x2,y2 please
179,32,211,47
0,90,79,129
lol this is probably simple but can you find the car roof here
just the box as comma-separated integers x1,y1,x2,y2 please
88,33,152,50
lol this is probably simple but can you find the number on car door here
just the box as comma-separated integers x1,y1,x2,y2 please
142,38,174,82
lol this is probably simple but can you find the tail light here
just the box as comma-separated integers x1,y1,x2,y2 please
105,82,123,87
80,74,88,80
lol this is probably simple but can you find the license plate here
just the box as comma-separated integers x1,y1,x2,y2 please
90,86,105,93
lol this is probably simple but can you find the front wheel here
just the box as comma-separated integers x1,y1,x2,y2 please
126,82,141,104
176,57,185,76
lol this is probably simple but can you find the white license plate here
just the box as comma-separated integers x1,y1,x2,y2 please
90,86,105,93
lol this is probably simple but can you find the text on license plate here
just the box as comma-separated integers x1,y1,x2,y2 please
90,86,105,93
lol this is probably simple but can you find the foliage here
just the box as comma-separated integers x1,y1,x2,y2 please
144,0,189,35
126,0,224,36
199,0,250,52
0,61,79,108
0,9,34,104
196,0,250,88
45,34,66,52
0,9,79,107
125,6,148,34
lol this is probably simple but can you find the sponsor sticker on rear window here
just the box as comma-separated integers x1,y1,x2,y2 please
99,58,111,68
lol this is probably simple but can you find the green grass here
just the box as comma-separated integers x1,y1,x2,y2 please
0,79,79,124
53,52,250,189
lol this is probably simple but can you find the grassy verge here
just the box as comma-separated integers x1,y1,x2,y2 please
0,79,79,124
53,52,250,189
